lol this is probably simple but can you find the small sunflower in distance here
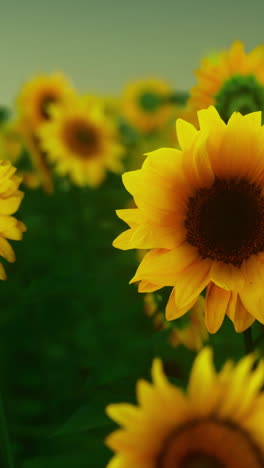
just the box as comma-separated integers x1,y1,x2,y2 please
0,161,26,279
17,73,76,131
114,107,264,333
106,348,264,468
188,41,264,123
39,98,124,187
121,78,173,133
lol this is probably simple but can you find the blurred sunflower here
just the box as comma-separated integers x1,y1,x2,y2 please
0,161,26,279
106,348,264,468
113,106,264,333
17,73,76,131
39,98,124,187
121,78,173,133
188,41,264,123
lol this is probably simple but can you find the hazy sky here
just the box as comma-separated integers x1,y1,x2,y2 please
1,0,264,106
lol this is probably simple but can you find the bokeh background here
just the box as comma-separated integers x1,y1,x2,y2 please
2,0,264,105
1,1,264,467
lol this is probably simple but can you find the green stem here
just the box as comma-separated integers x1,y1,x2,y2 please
0,394,14,468
243,327,254,354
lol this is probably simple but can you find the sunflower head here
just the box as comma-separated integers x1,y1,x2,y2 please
0,160,26,279
39,97,124,187
188,41,264,123
113,106,264,333
106,347,264,467
17,73,76,131
121,78,173,133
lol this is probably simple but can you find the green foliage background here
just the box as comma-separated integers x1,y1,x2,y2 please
0,171,259,468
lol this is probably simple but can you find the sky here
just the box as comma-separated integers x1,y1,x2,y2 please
1,0,264,106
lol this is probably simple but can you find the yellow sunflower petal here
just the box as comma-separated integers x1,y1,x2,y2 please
235,361,264,418
0,216,25,240
217,354,257,419
0,237,16,263
137,280,161,293
188,347,217,414
197,106,225,132
130,245,199,286
240,258,264,323
106,455,146,468
106,404,140,427
173,258,212,308
182,131,214,188
122,170,181,214
106,455,125,468
166,288,198,321
238,111,262,127
142,148,183,180
227,293,255,332
210,261,245,291
116,209,146,227
0,263,7,280
151,359,169,387
176,119,198,150
0,192,24,215
205,282,231,333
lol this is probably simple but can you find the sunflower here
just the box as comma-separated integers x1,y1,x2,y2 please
113,106,264,333
0,161,26,279
121,78,173,134
106,347,264,468
17,73,76,131
38,98,124,187
188,41,264,124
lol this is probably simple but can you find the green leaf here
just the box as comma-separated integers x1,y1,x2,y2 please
0,394,14,468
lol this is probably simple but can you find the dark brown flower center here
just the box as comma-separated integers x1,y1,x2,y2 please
185,178,264,267
156,419,264,468
63,119,100,159
181,453,224,468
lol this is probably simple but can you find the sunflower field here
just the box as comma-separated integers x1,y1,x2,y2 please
2,40,264,468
